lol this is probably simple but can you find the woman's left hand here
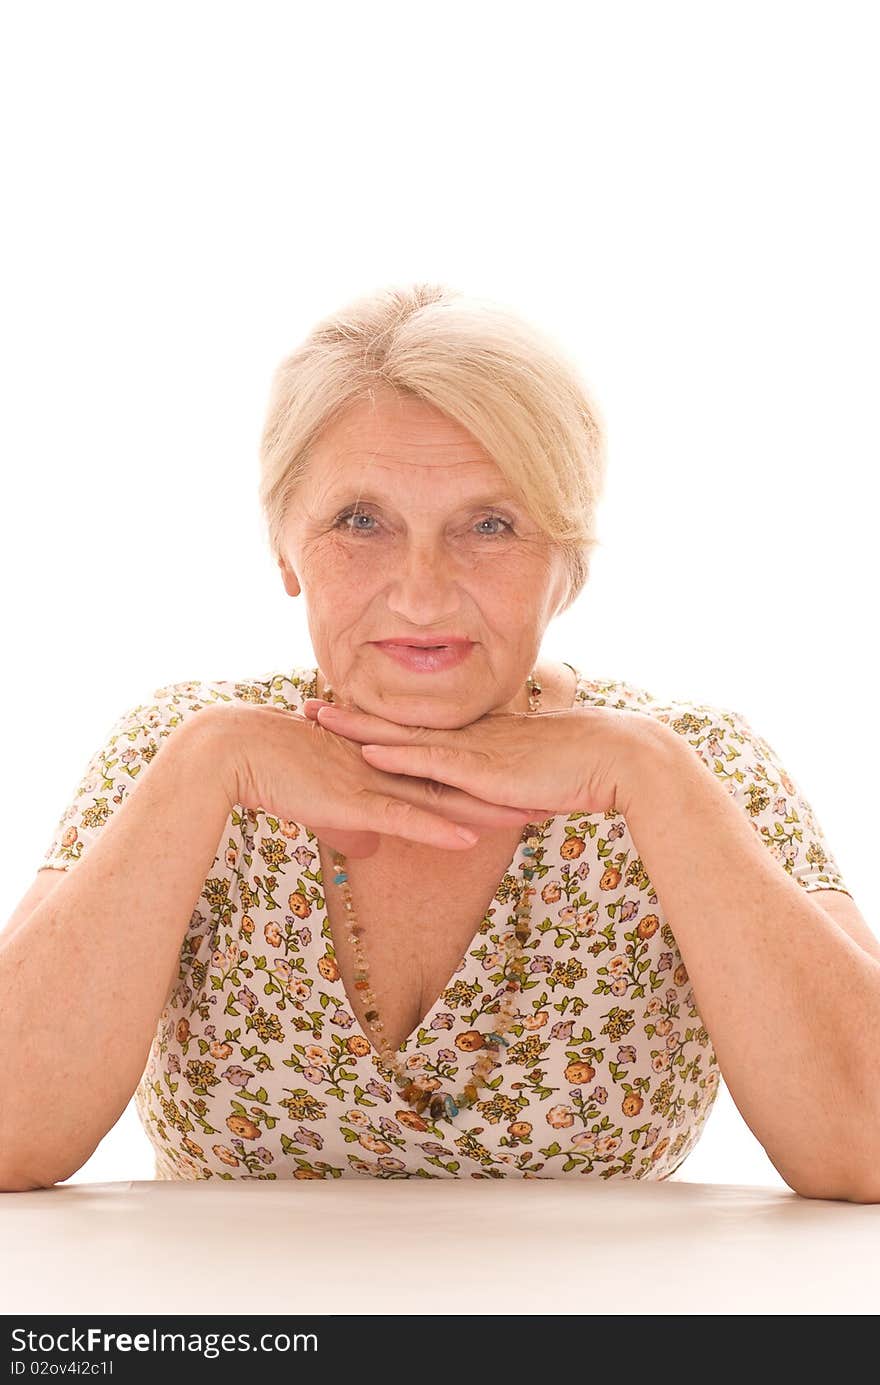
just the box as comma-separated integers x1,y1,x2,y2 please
301,697,650,820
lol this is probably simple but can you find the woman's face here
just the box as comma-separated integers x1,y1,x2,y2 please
278,389,568,728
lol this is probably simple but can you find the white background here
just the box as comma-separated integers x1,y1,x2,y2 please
1,1,876,1192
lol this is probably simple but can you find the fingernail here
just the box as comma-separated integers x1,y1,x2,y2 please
455,826,480,844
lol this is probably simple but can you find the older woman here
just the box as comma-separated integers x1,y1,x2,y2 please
3,284,879,1198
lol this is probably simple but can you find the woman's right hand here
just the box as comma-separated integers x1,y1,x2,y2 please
208,702,536,858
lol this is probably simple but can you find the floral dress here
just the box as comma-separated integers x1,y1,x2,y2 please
39,663,851,1181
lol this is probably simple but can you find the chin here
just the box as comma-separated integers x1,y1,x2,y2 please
364,690,478,726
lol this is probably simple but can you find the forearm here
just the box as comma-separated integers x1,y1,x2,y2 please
618,720,880,1202
0,711,236,1191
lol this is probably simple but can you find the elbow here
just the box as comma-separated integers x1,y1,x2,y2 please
837,1174,880,1206
0,1168,57,1193
0,1150,65,1193
784,1166,880,1204
773,1120,880,1204
795,1184,880,1205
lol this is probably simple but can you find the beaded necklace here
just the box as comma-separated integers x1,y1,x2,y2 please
314,668,544,1123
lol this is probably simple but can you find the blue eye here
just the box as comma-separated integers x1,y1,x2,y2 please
334,510,513,538
335,510,377,534
475,515,513,536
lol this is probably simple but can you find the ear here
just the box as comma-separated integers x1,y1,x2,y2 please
278,555,301,599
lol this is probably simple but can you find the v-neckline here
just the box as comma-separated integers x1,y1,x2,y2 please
309,662,582,1068
316,829,534,1066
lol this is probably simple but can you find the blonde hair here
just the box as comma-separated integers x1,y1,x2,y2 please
258,282,608,615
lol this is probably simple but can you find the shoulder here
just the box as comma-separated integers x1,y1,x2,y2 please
572,668,733,733
139,664,320,721
571,670,847,889
571,669,768,772
77,664,318,767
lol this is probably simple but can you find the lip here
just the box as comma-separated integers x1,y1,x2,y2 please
373,638,473,648
371,640,474,673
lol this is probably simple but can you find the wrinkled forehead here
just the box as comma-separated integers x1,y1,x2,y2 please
304,394,511,504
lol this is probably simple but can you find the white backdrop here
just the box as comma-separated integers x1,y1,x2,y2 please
1,1,876,1193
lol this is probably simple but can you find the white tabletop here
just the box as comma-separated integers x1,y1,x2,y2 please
2,1176,878,1315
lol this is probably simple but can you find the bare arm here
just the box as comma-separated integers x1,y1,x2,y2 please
0,687,531,1193
0,710,235,1192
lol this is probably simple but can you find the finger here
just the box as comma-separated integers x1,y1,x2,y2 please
361,758,532,827
366,793,481,850
314,702,422,745
366,746,552,820
360,741,492,799
416,785,535,827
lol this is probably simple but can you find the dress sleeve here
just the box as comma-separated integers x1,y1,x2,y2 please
702,705,852,898
39,688,183,872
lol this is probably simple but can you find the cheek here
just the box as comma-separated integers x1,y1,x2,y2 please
302,537,551,599
469,547,552,594
301,538,375,591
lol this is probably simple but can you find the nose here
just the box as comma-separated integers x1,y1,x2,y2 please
384,540,463,626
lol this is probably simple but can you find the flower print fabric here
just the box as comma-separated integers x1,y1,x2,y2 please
39,665,852,1182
